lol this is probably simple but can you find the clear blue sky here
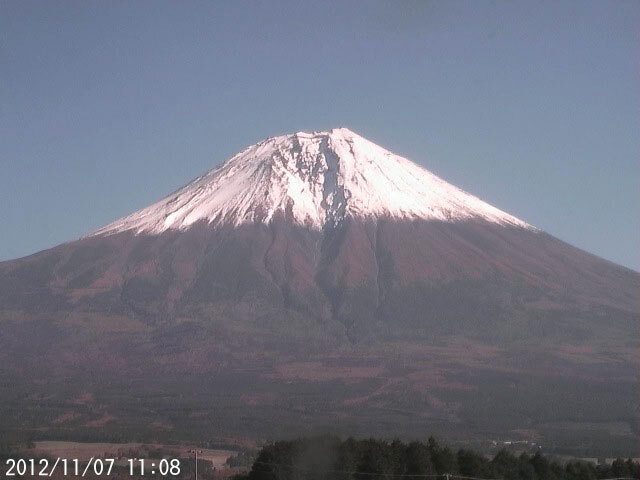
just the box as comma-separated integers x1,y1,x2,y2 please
1,0,638,269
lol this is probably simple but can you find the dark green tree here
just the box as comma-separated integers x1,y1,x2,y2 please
492,449,520,480
611,457,633,478
354,438,393,479
565,461,597,480
405,441,434,475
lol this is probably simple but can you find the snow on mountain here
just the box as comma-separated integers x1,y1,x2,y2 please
90,128,532,236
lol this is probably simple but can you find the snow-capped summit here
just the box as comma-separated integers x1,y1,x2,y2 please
91,128,532,236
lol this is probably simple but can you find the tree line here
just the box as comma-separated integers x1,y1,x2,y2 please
233,436,639,480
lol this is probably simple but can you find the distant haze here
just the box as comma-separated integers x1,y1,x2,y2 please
1,0,638,269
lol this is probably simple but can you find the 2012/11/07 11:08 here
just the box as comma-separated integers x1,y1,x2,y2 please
3,457,182,477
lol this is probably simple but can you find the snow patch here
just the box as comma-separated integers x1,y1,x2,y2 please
90,128,534,236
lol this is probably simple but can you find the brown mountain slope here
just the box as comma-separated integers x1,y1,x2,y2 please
0,218,637,455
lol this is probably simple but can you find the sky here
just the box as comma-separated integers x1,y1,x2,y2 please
1,0,638,270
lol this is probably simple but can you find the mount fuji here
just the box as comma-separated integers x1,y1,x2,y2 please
0,128,637,455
